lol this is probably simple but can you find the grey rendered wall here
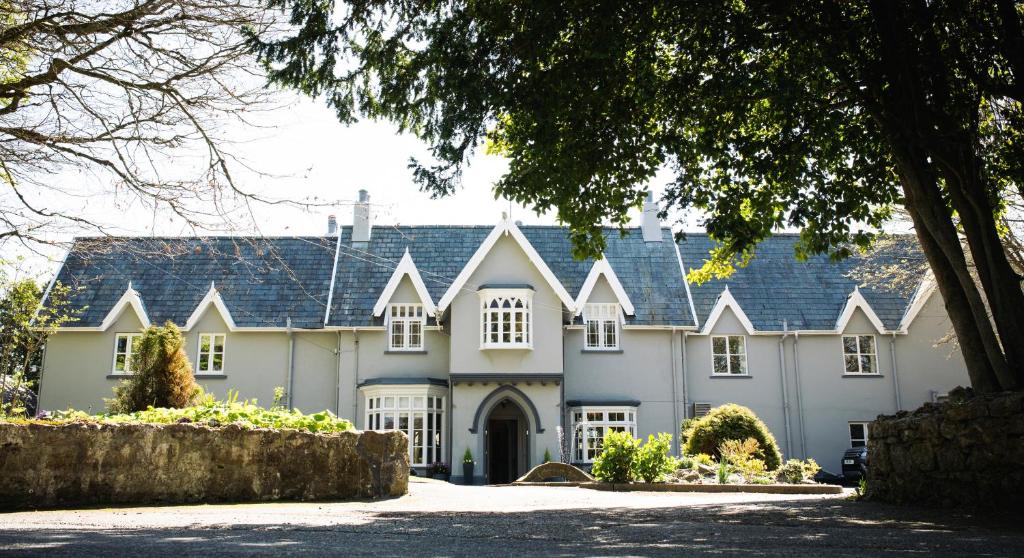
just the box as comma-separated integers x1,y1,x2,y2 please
563,328,681,447
448,235,564,375
39,307,147,413
894,290,967,408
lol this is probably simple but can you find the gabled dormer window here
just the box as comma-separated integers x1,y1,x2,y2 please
387,304,424,351
583,303,620,350
479,289,532,349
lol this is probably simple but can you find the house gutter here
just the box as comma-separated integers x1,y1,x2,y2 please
793,331,808,458
890,332,903,411
286,316,295,409
777,320,793,458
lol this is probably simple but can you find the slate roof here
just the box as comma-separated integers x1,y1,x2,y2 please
55,237,336,329
327,225,693,327
52,226,924,332
675,233,924,331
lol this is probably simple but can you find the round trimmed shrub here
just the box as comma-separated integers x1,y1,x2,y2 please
591,429,639,483
683,404,783,470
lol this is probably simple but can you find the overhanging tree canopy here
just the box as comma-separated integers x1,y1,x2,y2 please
249,0,1024,393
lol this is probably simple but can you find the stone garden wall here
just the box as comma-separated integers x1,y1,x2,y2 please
868,390,1024,508
0,422,408,510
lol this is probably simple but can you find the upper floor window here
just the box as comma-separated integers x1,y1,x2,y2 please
571,406,637,463
479,289,532,349
712,335,747,375
583,303,620,350
843,335,877,374
387,304,424,351
112,333,142,374
197,333,226,374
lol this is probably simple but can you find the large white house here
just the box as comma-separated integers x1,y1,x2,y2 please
38,191,967,483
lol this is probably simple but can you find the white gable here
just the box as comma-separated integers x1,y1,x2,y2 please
372,249,437,317
97,283,151,331
437,218,574,312
835,286,887,334
574,257,635,316
897,277,936,333
183,283,237,331
699,286,755,335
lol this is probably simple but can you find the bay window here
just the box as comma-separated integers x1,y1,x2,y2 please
364,386,446,468
479,288,532,349
570,406,637,463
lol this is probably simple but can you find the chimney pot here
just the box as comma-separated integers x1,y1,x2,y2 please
327,214,337,235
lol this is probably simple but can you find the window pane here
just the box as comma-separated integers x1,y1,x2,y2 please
214,336,224,352
713,355,729,375
399,396,409,409
130,336,141,352
384,397,394,408
586,321,599,347
843,336,858,354
730,355,745,375
849,423,864,439
199,354,209,371
391,321,405,348
117,336,128,353
728,336,744,355
860,355,875,374
115,354,126,372
383,414,394,430
859,336,874,354
212,353,223,371
845,355,860,373
604,322,616,348
200,335,211,352
712,337,726,355
409,321,422,348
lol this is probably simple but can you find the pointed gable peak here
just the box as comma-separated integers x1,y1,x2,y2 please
372,248,437,316
700,286,755,335
98,283,150,331
437,218,575,312
836,286,886,334
574,256,635,316
183,282,236,331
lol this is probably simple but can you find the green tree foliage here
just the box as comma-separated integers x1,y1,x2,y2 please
590,429,639,483
0,265,76,416
249,1,1024,393
683,404,782,471
109,322,201,414
633,433,676,483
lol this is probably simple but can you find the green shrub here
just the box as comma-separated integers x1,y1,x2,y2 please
633,433,676,482
677,454,694,470
463,448,474,463
108,322,201,414
680,417,698,446
53,391,352,433
692,453,715,467
716,459,731,484
591,430,639,483
719,438,767,482
543,448,552,463
776,458,821,484
683,404,783,470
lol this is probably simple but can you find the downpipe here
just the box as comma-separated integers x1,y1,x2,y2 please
286,316,295,409
890,332,903,411
793,331,808,458
777,320,794,458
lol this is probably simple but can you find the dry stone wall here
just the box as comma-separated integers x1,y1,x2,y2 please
868,390,1024,508
0,422,408,510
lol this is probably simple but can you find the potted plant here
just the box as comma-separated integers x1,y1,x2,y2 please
430,461,450,481
462,448,475,484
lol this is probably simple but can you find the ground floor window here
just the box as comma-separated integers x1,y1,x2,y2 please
849,422,869,448
570,406,637,463
364,387,446,467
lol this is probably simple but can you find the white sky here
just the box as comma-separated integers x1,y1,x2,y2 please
5,93,690,278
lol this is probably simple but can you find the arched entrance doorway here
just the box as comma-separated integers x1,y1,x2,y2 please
484,398,529,484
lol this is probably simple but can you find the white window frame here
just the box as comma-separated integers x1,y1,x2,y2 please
386,303,425,351
569,406,637,463
842,334,878,375
583,303,620,351
196,333,226,375
479,288,533,349
849,422,869,448
111,333,142,375
711,335,748,375
363,385,447,468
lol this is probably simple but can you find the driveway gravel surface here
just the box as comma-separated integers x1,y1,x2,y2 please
1,478,1022,557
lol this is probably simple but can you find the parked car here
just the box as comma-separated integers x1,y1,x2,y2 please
841,446,869,484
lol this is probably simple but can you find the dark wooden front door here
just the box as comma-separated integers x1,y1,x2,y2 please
487,419,518,484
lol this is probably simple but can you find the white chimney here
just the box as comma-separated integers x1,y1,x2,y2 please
327,214,337,235
642,191,662,242
353,189,371,243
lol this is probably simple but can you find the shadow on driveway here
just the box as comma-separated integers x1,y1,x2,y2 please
2,498,1023,557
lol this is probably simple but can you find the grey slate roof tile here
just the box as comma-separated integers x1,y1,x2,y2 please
675,233,923,331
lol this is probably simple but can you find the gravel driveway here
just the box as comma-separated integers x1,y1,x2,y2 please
2,478,1022,557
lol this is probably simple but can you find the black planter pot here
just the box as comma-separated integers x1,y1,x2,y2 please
463,462,474,484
